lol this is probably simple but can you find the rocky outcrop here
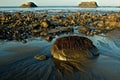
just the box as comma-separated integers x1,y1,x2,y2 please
20,2,38,8
1,11,120,43
78,1,98,8
51,36,99,61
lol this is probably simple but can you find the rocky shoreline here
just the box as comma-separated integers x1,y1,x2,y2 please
0,11,120,43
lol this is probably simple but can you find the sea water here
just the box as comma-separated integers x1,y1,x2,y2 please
0,6,120,12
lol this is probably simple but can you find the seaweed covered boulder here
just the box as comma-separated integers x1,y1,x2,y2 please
20,2,38,8
51,36,99,61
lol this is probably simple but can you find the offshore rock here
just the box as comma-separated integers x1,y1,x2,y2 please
51,36,99,61
79,1,98,8
20,2,38,8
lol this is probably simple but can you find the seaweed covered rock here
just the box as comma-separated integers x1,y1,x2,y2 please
79,1,98,8
51,36,99,61
20,2,38,8
105,15,120,29
78,27,91,35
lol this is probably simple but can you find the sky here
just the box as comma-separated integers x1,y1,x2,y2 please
0,0,120,6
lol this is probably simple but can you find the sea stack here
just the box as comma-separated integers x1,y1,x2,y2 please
51,36,99,61
20,2,38,8
79,1,98,8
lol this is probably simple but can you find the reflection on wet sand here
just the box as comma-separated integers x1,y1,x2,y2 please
0,38,120,80
52,55,101,80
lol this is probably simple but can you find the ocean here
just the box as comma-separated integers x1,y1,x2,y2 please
0,6,120,80
0,6,120,12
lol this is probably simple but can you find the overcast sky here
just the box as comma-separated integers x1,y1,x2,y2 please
0,0,120,6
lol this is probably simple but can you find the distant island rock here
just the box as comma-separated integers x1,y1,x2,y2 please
20,2,38,8
78,1,98,8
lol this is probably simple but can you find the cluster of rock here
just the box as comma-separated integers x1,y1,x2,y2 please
20,2,38,8
79,1,98,8
78,12,120,36
51,36,99,61
0,12,73,43
0,11,120,42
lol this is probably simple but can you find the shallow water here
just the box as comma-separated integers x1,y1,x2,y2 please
0,30,120,80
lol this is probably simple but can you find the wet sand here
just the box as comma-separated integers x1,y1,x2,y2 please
0,46,41,65
0,38,51,65
0,31,120,80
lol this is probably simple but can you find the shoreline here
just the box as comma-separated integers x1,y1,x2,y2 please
0,39,51,65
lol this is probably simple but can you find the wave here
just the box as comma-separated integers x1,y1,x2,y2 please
0,6,120,12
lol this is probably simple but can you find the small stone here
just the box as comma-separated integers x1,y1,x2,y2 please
22,39,27,44
34,55,48,60
78,27,90,34
44,35,53,42
41,21,49,28
40,31,47,36
97,21,104,28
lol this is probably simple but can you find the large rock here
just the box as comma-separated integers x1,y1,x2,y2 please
20,2,38,8
51,36,99,61
78,1,98,8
